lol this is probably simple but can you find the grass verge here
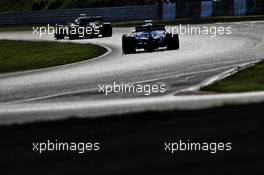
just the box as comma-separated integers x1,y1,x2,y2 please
0,40,106,73
201,61,264,92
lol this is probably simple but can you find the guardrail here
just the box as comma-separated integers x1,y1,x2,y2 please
162,0,263,20
0,0,263,26
0,5,159,25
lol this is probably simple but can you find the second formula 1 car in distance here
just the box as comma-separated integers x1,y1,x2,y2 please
55,14,112,40
122,21,179,54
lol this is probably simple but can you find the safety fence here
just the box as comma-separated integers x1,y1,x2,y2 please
0,0,263,26
0,5,158,25
162,0,264,20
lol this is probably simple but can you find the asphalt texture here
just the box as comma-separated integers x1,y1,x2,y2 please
0,21,264,123
0,21,264,175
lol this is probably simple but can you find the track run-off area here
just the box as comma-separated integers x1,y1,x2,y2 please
0,21,264,124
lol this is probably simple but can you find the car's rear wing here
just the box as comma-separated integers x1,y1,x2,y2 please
135,25,165,32
78,16,104,22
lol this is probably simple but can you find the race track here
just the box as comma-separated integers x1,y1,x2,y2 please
0,21,264,124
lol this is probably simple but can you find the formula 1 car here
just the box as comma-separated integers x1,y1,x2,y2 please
122,21,179,54
55,14,112,40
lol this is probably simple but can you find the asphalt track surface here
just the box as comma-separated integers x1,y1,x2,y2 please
0,21,264,124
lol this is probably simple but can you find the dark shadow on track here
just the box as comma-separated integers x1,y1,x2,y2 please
122,47,176,55
1,102,263,175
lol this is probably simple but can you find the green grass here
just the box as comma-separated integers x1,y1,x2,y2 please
201,61,264,93
0,40,106,73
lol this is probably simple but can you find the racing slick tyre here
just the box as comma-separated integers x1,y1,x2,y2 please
167,33,179,50
68,27,79,40
68,33,79,40
102,23,112,37
55,34,64,40
55,25,65,40
122,35,136,54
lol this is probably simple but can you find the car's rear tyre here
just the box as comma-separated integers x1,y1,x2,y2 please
68,33,79,40
102,23,112,37
69,35,78,40
55,26,65,40
167,33,179,50
68,27,79,40
55,34,64,40
122,35,136,54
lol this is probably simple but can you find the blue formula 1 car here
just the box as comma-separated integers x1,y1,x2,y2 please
122,21,179,54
